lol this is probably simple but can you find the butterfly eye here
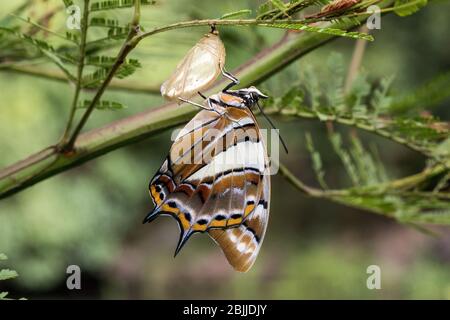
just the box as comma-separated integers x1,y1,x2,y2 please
160,30,226,103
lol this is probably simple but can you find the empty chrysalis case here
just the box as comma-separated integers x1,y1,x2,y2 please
160,29,226,103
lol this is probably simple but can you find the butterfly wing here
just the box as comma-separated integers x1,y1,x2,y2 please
160,32,226,102
145,105,269,272
208,171,270,272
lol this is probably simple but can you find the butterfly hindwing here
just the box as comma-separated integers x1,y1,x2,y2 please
208,135,270,272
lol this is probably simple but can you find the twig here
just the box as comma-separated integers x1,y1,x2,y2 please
278,163,324,196
1,65,161,93
65,0,142,150
344,25,369,93
61,0,90,143
134,18,371,43
10,12,72,43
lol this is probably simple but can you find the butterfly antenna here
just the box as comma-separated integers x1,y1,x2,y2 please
255,101,288,154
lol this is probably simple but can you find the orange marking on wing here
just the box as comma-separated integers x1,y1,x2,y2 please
161,204,179,215
227,216,243,227
192,223,208,232
244,203,256,218
178,213,191,230
209,219,227,228
150,185,162,206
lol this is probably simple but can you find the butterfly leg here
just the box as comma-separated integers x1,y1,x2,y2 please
178,97,212,111
180,97,226,121
221,67,239,92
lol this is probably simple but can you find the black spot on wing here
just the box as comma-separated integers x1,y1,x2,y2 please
196,219,208,225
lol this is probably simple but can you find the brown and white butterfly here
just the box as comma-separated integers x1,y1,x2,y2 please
144,72,272,272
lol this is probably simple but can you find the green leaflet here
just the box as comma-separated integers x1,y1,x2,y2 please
330,133,361,186
305,133,328,189
0,26,75,80
257,0,331,20
270,0,289,14
0,269,19,281
326,52,345,114
0,254,20,300
62,0,74,7
256,23,374,41
220,9,252,19
394,0,428,17
390,71,450,114
90,0,156,12
78,99,127,111
81,58,140,88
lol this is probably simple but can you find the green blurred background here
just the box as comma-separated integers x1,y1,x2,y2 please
0,0,449,299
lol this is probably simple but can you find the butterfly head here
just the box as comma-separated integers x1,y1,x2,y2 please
233,86,268,106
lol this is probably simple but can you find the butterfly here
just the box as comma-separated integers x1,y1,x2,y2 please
144,71,274,272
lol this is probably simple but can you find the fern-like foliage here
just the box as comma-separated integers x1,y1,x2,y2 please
267,52,449,225
0,26,76,79
270,53,449,162
78,99,127,110
256,0,327,20
90,0,155,12
394,0,428,17
81,56,141,88
304,131,450,225
0,253,19,300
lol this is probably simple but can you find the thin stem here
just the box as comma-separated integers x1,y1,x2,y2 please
9,13,75,43
278,163,324,196
1,65,161,93
344,25,369,93
61,0,90,143
278,162,449,199
134,18,369,43
65,0,141,150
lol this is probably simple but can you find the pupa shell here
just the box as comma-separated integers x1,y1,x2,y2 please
160,31,226,102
